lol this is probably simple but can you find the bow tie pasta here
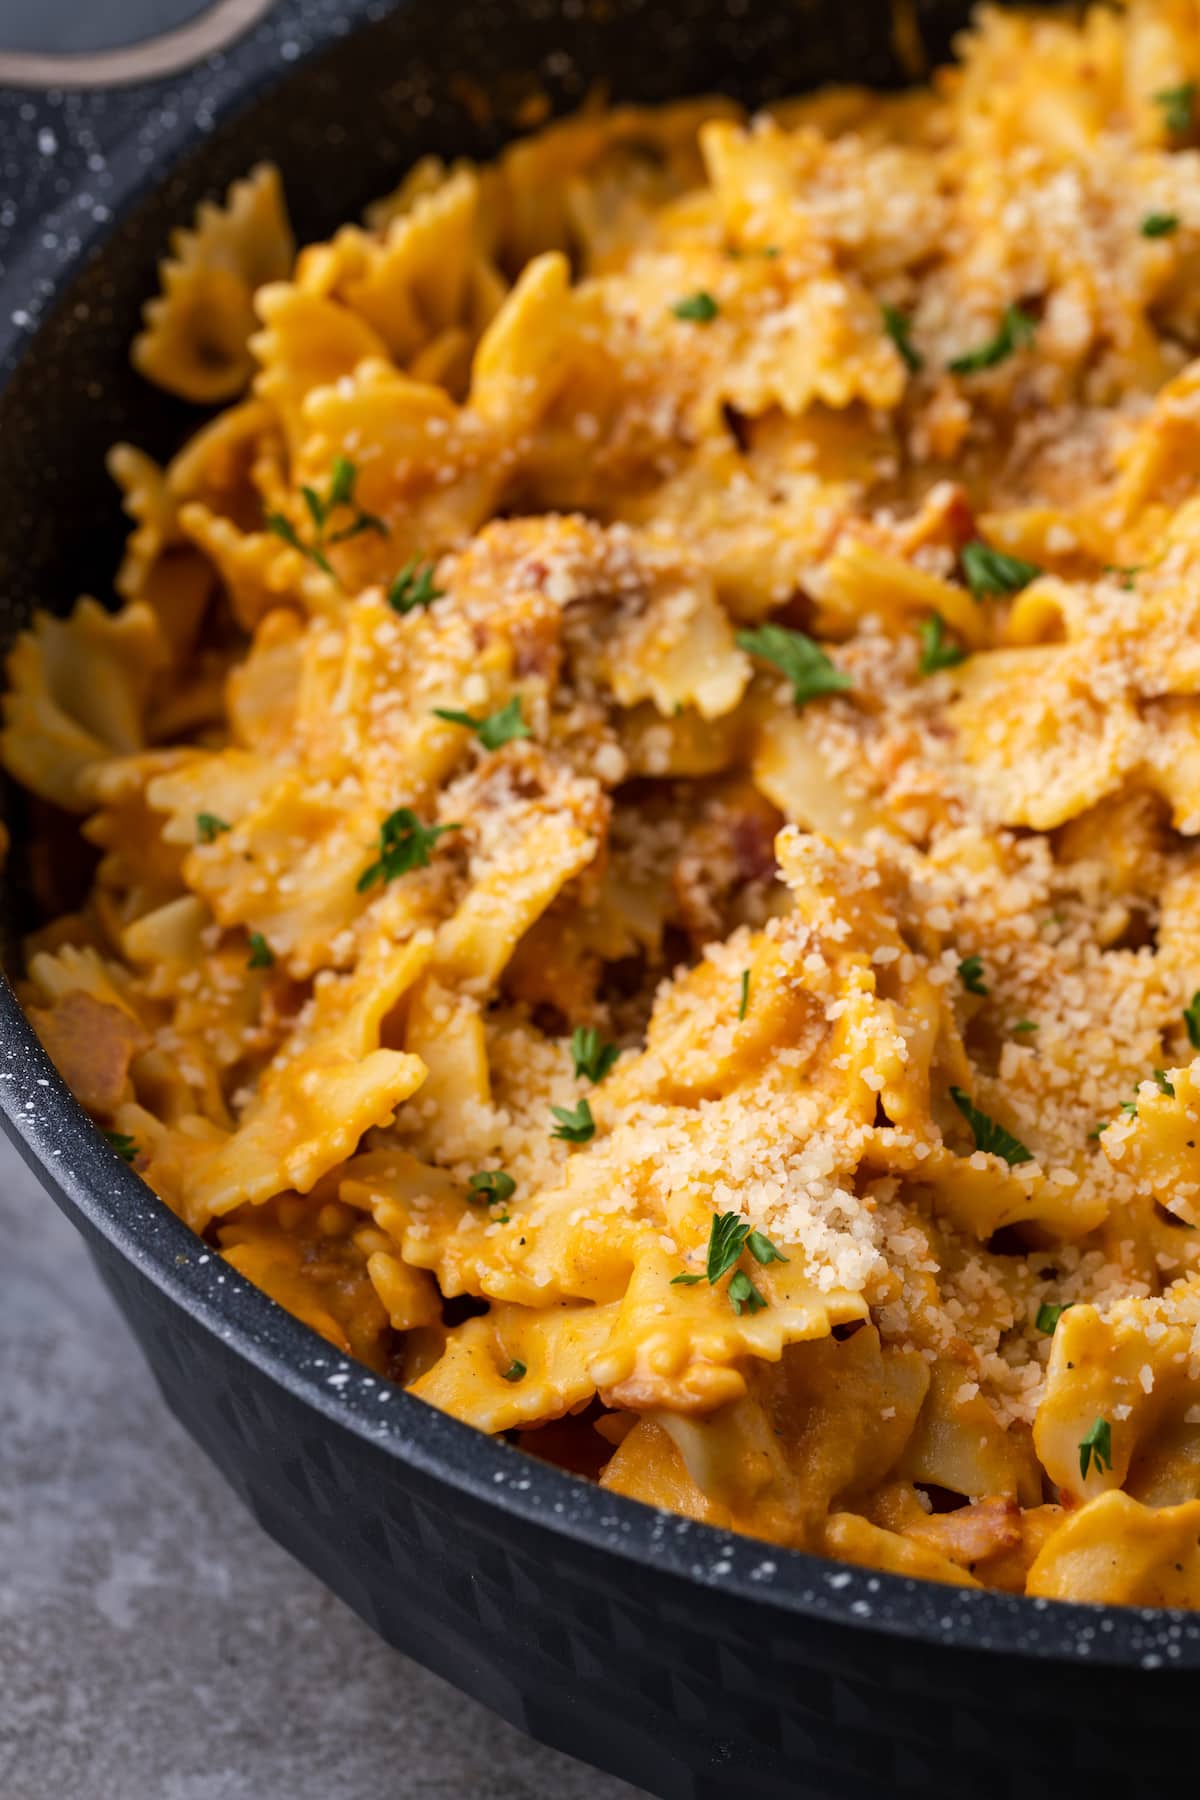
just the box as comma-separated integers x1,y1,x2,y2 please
14,0,1200,1606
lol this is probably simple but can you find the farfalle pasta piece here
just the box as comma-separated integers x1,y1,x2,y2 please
177,503,337,629
133,164,295,402
1034,1290,1200,1504
822,1514,982,1588
219,1191,415,1369
295,359,500,582
331,169,494,364
589,1238,870,1415
1099,1060,1200,1226
434,744,608,992
949,645,1143,829
617,1328,928,1547
409,1299,621,1431
1027,1490,1200,1605
1,598,169,811
250,282,388,454
179,933,432,1227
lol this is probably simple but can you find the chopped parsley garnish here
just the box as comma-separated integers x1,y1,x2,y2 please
501,1359,527,1382
433,696,531,750
1013,1020,1038,1034
917,613,966,675
1185,989,1200,1049
947,304,1036,375
670,1272,703,1286
728,1269,767,1315
957,954,988,996
1155,82,1196,135
196,812,230,844
1105,563,1143,590
1036,1300,1073,1334
468,1170,516,1204
1078,1415,1113,1481
949,1086,1033,1165
746,1229,789,1265
736,623,852,709
1153,1068,1176,1096
264,511,330,575
388,559,443,613
738,969,750,1021
1088,1120,1109,1140
706,1210,751,1284
103,1130,137,1163
1142,212,1180,238
671,290,719,323
881,302,923,373
570,1026,620,1084
246,931,274,970
689,1212,781,1311
551,1099,595,1143
961,540,1041,600
1121,1099,1139,1117
266,454,386,577
356,807,460,891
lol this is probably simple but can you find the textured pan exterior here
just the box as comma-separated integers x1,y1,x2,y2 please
3,5,1200,1795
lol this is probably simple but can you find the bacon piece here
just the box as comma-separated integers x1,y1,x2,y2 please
905,1495,1022,1569
28,990,148,1115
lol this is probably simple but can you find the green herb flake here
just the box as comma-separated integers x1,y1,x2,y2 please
103,1130,138,1164
265,455,386,580
265,511,333,576
1088,1120,1110,1140
671,290,719,323
957,954,988,996
570,1026,620,1085
388,559,444,614
1121,1099,1139,1117
1185,990,1200,1049
1142,211,1181,238
246,931,274,970
881,302,923,374
728,1268,768,1316
736,623,852,709
501,1359,527,1383
1036,1300,1073,1334
746,1229,789,1266
1155,82,1197,136
917,613,966,675
326,455,356,510
433,695,531,750
357,807,460,892
961,540,1042,600
738,969,750,1021
551,1098,595,1144
1105,563,1144,590
1078,1415,1113,1481
1153,1068,1176,1097
1013,1020,1038,1034
949,1086,1033,1165
706,1210,751,1284
196,812,230,844
948,304,1036,375
468,1170,517,1204
670,1272,704,1286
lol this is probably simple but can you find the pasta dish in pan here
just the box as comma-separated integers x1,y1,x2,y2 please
12,0,1200,1605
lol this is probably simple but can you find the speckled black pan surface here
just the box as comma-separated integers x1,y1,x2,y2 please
3,4,1200,1794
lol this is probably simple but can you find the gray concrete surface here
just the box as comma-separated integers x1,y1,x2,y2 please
0,1141,644,1800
